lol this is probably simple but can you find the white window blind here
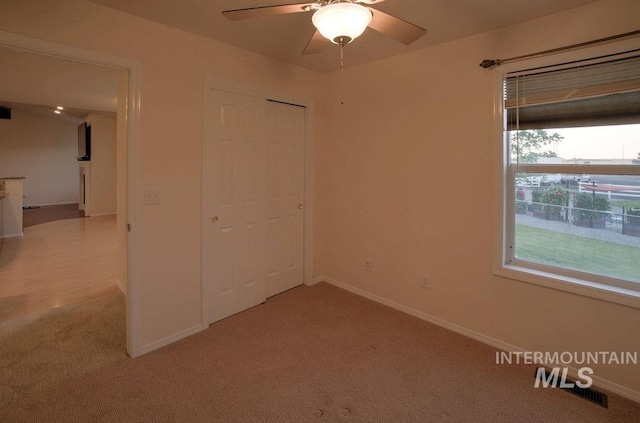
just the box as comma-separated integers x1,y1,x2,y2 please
505,54,640,129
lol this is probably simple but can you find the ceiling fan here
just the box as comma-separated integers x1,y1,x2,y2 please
222,0,427,55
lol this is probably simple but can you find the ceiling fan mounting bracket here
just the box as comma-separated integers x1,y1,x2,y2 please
301,2,322,12
302,0,377,11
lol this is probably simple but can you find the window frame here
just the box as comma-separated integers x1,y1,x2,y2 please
493,39,640,309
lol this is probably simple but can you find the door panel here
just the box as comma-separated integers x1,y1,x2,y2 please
266,101,305,298
204,89,267,324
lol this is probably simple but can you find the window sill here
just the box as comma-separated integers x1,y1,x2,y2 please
495,264,640,310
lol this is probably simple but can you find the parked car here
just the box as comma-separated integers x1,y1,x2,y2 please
540,174,563,186
561,174,591,183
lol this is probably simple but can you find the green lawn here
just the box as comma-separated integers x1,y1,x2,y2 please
515,225,640,282
609,200,640,209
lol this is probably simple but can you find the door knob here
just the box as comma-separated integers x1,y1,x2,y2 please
211,216,219,223
298,203,303,209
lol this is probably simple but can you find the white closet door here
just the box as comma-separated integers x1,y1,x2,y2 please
204,89,267,324
265,101,305,298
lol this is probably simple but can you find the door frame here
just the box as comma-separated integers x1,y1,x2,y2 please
202,77,314,328
0,30,143,357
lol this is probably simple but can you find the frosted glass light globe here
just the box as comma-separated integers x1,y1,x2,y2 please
312,3,372,44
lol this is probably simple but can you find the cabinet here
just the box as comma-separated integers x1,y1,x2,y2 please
0,177,25,238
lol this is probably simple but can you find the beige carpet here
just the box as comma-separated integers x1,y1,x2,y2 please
0,292,127,409
1,283,639,422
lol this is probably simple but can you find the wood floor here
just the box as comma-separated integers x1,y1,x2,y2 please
0,212,119,322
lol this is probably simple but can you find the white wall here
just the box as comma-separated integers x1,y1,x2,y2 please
314,0,640,399
86,113,116,216
0,108,77,206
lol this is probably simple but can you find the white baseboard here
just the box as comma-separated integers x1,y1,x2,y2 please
314,276,640,404
315,276,520,352
1,232,23,239
87,212,117,217
139,324,203,356
24,201,78,207
115,278,126,296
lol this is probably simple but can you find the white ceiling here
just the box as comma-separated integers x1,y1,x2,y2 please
88,0,600,73
0,0,600,118
0,46,121,122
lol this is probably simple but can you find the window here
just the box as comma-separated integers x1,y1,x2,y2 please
498,49,640,304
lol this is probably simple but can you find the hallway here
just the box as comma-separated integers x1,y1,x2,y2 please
0,214,119,322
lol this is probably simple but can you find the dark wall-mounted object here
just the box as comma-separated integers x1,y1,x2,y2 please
0,106,11,120
77,122,91,161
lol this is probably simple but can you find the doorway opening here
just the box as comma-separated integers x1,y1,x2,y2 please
0,30,141,357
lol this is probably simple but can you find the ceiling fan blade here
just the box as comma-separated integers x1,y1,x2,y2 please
367,7,427,45
302,30,329,55
222,2,316,21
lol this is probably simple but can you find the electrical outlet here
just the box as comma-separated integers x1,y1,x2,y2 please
421,274,430,289
365,258,372,272
143,188,161,205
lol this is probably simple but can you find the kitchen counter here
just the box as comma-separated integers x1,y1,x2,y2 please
0,177,24,238
0,177,25,197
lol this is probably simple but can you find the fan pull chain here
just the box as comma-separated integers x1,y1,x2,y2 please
340,41,345,105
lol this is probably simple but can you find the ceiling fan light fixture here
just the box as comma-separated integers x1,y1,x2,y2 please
312,3,372,44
